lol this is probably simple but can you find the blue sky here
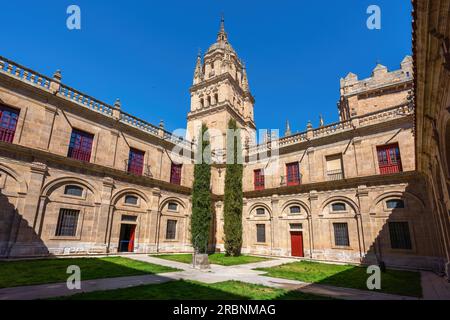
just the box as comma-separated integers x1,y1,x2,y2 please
0,1,412,135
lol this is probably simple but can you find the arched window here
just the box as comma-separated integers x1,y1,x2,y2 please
207,96,211,107
289,206,301,214
64,185,83,197
125,195,138,205
331,202,347,212
386,199,405,209
200,98,204,109
256,208,265,215
214,93,219,105
168,202,178,211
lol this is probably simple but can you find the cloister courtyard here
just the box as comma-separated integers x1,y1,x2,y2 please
0,254,448,300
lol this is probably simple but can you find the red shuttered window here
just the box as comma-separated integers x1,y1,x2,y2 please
170,163,182,185
286,162,301,186
128,148,145,176
0,104,19,143
68,129,94,162
377,143,402,175
254,169,265,190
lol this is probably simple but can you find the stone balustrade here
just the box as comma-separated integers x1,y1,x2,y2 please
59,85,114,116
0,55,192,151
0,55,52,90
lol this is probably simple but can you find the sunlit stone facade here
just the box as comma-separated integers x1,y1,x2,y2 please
0,15,446,276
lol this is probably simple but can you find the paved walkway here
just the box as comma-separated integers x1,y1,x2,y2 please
420,271,450,300
0,254,431,300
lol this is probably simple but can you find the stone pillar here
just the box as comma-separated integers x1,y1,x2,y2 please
242,198,249,253
150,188,162,252
356,185,369,253
352,137,363,176
112,99,121,120
50,70,61,94
306,148,315,183
306,121,313,140
42,106,58,151
9,162,48,256
25,162,48,232
270,194,280,255
308,190,319,258
95,177,114,252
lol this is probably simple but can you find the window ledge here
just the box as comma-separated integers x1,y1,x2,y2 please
50,236,81,241
332,246,353,250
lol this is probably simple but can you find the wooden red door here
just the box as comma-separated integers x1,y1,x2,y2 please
291,232,304,257
128,225,136,252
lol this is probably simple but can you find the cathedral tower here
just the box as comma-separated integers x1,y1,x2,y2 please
187,17,256,150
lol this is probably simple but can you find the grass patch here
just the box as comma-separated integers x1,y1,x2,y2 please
256,261,422,297
0,257,179,288
152,253,269,266
60,280,332,300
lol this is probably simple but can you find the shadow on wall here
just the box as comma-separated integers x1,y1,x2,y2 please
360,178,445,275
0,190,49,258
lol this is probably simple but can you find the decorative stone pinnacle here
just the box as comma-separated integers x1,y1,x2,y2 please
53,69,62,82
159,120,164,128
307,121,313,130
114,98,121,109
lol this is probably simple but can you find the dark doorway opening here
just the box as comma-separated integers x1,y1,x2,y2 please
118,224,136,252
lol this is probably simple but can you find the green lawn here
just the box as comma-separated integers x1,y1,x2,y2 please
152,253,270,266
0,257,179,289
256,261,422,297
60,280,332,300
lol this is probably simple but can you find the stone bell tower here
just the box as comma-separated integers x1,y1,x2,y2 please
187,16,256,150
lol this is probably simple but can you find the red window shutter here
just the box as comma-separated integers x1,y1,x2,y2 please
68,129,94,162
128,148,145,176
286,162,300,186
170,163,182,185
254,169,265,190
377,144,402,175
0,105,19,143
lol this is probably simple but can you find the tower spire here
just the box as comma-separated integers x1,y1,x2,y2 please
285,120,292,137
193,49,203,85
217,14,228,42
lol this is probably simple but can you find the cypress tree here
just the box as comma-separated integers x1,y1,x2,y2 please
223,119,244,256
190,123,212,253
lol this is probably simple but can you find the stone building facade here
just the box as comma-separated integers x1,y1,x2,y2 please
0,16,446,275
413,0,450,277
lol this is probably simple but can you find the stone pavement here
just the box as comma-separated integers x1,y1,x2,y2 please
420,271,450,300
0,254,433,300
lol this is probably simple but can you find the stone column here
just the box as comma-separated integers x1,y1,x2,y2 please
150,188,162,252
356,185,370,255
352,137,363,176
308,190,319,258
94,177,114,251
25,162,48,232
9,162,48,256
270,194,280,255
306,148,315,183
